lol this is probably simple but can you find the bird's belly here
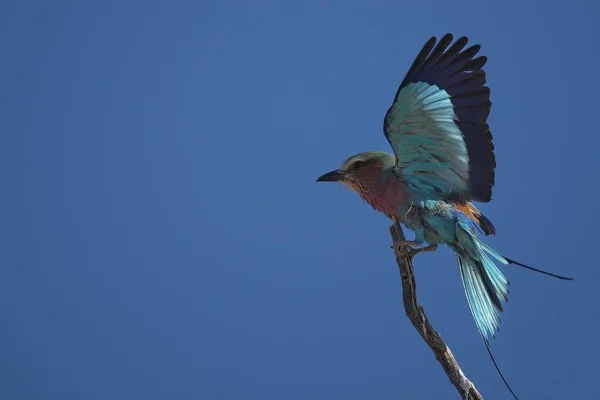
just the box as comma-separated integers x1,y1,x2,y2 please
398,201,458,245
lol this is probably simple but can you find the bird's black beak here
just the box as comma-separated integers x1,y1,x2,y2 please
316,169,344,182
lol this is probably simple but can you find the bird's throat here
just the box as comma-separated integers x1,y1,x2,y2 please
346,177,406,219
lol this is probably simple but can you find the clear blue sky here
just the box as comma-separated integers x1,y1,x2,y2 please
1,1,598,399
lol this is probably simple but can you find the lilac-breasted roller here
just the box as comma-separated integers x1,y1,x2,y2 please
316,34,572,399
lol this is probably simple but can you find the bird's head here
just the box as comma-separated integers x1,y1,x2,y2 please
316,151,394,192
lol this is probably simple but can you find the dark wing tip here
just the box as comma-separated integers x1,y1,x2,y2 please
393,35,438,102
477,212,496,235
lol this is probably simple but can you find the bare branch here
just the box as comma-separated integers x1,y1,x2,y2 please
390,218,483,400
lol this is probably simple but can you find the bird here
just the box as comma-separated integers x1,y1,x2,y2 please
316,33,572,400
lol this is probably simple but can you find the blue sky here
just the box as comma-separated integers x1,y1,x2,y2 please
1,1,598,399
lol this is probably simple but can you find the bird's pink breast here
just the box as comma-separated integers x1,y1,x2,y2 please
350,175,407,219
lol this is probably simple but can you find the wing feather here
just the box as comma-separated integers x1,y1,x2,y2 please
384,34,496,202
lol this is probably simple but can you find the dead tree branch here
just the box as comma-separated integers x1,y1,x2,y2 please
390,218,483,400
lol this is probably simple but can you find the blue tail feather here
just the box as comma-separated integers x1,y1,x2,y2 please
452,211,572,400
455,222,509,339
454,219,519,399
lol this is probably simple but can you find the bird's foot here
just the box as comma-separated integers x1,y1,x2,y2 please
391,241,438,259
410,244,438,257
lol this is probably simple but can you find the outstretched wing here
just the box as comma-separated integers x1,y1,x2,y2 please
383,34,496,203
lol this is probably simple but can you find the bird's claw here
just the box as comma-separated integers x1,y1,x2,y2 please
391,240,438,259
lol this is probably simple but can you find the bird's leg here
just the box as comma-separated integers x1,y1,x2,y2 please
398,240,422,247
413,228,425,245
389,218,438,259
391,241,438,259
409,243,438,257
391,228,437,258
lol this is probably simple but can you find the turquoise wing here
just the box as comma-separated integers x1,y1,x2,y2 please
384,34,496,203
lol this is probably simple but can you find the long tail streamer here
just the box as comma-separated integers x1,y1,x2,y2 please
456,221,573,400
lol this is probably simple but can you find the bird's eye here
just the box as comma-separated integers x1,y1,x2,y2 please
350,161,367,170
